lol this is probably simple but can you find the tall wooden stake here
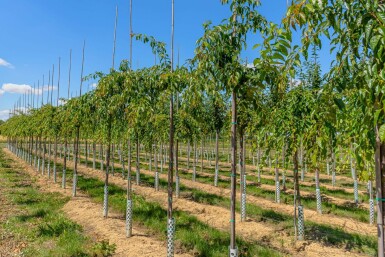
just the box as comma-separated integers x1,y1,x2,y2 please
167,0,175,256
73,41,86,197
112,5,118,69
230,4,238,256
126,0,134,238
63,50,72,189
375,123,385,257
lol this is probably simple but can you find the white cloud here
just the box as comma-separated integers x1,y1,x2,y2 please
0,58,14,68
91,83,97,88
2,83,31,94
0,109,10,121
0,83,56,96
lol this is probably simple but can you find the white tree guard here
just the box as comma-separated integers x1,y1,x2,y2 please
62,168,66,189
353,180,359,204
369,198,374,225
155,172,159,191
103,184,109,218
176,176,180,198
316,188,322,214
126,199,133,237
298,205,305,240
275,181,280,203
214,166,219,187
136,169,140,185
241,192,246,221
167,218,176,257
229,246,238,257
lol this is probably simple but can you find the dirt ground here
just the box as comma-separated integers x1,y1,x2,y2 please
15,148,374,257
3,148,192,257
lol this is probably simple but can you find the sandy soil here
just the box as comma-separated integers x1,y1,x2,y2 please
29,148,376,256
78,152,374,235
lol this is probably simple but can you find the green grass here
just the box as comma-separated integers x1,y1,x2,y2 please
25,147,378,256
0,150,94,257
43,155,282,257
107,164,377,255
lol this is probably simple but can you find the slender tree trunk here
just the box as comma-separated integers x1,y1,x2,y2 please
293,144,301,240
230,90,237,250
239,132,244,189
128,139,132,181
126,137,132,237
136,136,140,185
93,142,96,169
73,126,80,197
201,137,204,173
193,140,197,180
187,139,190,170
167,94,174,220
214,130,219,186
54,135,58,182
85,139,88,167
104,122,112,218
375,124,385,257
63,135,68,188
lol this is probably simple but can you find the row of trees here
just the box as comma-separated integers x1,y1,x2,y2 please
1,0,384,256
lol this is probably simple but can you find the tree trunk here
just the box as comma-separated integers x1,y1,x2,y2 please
187,139,190,170
201,137,204,173
93,142,96,169
293,145,301,239
73,126,80,197
215,130,219,186
85,139,88,167
127,139,132,189
54,135,58,182
104,122,112,218
230,90,237,250
136,135,140,185
167,93,174,220
375,124,385,257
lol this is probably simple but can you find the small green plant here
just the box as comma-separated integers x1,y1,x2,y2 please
91,240,116,257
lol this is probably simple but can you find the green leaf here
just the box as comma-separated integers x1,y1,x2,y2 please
370,35,381,50
379,124,385,143
333,98,345,110
377,12,385,25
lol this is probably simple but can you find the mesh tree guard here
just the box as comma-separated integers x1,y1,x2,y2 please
275,181,280,203
155,171,159,191
316,188,322,214
126,199,133,237
62,168,66,189
298,205,305,240
167,218,176,257
353,180,359,204
103,184,109,218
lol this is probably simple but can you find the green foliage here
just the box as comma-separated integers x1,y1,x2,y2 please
91,240,116,257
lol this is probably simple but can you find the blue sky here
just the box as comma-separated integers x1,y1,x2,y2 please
0,0,333,120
